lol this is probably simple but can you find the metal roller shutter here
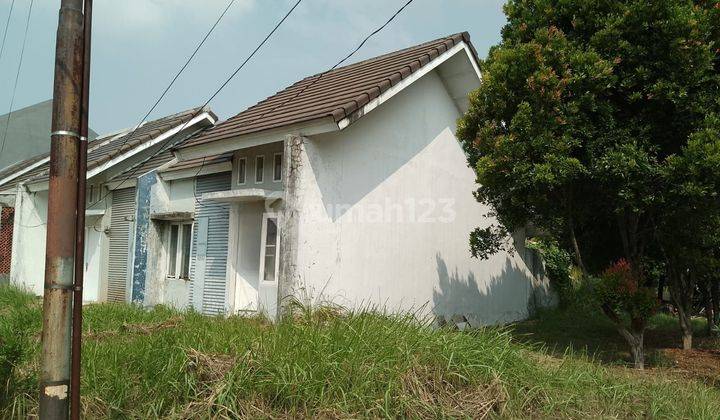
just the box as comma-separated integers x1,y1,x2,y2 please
107,187,136,302
189,173,231,315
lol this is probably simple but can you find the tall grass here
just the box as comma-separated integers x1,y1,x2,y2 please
1,284,719,418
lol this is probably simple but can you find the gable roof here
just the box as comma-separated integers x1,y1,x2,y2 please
0,107,215,193
179,32,478,150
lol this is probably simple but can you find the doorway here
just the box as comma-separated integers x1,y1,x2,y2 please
83,224,102,302
232,202,264,312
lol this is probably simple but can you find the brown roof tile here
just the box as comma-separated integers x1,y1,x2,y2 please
179,32,475,149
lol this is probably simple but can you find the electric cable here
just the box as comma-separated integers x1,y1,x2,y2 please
0,0,33,157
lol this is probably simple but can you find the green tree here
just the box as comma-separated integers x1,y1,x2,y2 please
458,0,720,366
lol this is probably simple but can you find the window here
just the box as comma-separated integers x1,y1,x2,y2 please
273,153,282,182
237,157,247,185
167,222,192,280
255,155,264,183
259,215,280,283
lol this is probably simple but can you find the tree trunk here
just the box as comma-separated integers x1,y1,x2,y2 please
711,279,720,330
566,215,586,275
677,303,693,350
657,275,666,302
702,280,714,336
617,326,645,369
668,266,695,350
602,304,645,369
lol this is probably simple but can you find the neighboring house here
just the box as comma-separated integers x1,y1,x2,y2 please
135,33,553,324
4,107,216,301
0,100,98,277
112,147,233,311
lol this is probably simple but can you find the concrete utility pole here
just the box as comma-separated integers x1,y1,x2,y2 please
40,0,85,417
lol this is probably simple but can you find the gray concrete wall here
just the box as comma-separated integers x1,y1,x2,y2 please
0,100,97,170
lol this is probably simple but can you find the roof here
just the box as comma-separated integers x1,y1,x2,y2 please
0,100,98,170
110,131,232,181
165,152,233,172
0,107,213,193
179,32,477,149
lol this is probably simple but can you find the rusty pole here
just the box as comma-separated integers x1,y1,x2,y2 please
40,0,84,418
70,0,92,418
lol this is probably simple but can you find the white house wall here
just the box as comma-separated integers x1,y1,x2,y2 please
232,142,284,192
228,142,284,316
291,70,552,325
11,189,48,295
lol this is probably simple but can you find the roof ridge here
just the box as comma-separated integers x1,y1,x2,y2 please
302,32,468,81
178,32,474,148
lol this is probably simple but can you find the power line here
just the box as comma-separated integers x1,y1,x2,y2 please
17,0,239,221
0,0,16,66
0,0,33,157
107,0,237,160
189,0,416,192
239,0,416,132
89,0,304,208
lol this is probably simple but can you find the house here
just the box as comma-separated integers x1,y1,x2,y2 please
5,107,216,301
135,33,554,324
0,100,98,279
111,147,234,311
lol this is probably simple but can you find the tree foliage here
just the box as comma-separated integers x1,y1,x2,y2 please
458,0,720,366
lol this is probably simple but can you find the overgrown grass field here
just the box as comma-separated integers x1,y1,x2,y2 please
1,285,719,418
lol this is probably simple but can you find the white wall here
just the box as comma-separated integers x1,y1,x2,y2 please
293,70,552,325
228,201,263,312
232,142,284,192
150,178,195,215
11,190,48,295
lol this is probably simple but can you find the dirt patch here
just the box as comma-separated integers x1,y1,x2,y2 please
401,364,508,418
186,348,238,390
658,348,720,386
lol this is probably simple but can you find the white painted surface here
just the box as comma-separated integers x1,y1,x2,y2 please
150,178,195,216
11,190,48,295
202,188,283,203
232,142,284,192
289,69,552,325
231,201,263,311
164,277,190,309
83,224,103,302
337,41,480,130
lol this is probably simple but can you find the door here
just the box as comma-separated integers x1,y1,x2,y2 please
191,174,232,314
83,225,102,302
231,203,264,312
107,187,136,302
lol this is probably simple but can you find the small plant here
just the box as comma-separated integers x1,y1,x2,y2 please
595,260,658,369
526,238,573,307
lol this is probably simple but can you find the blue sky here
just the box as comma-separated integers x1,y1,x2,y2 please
0,0,507,134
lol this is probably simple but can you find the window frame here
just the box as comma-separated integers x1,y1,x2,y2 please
166,221,193,281
255,155,265,184
273,152,283,182
258,213,281,284
237,157,247,185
